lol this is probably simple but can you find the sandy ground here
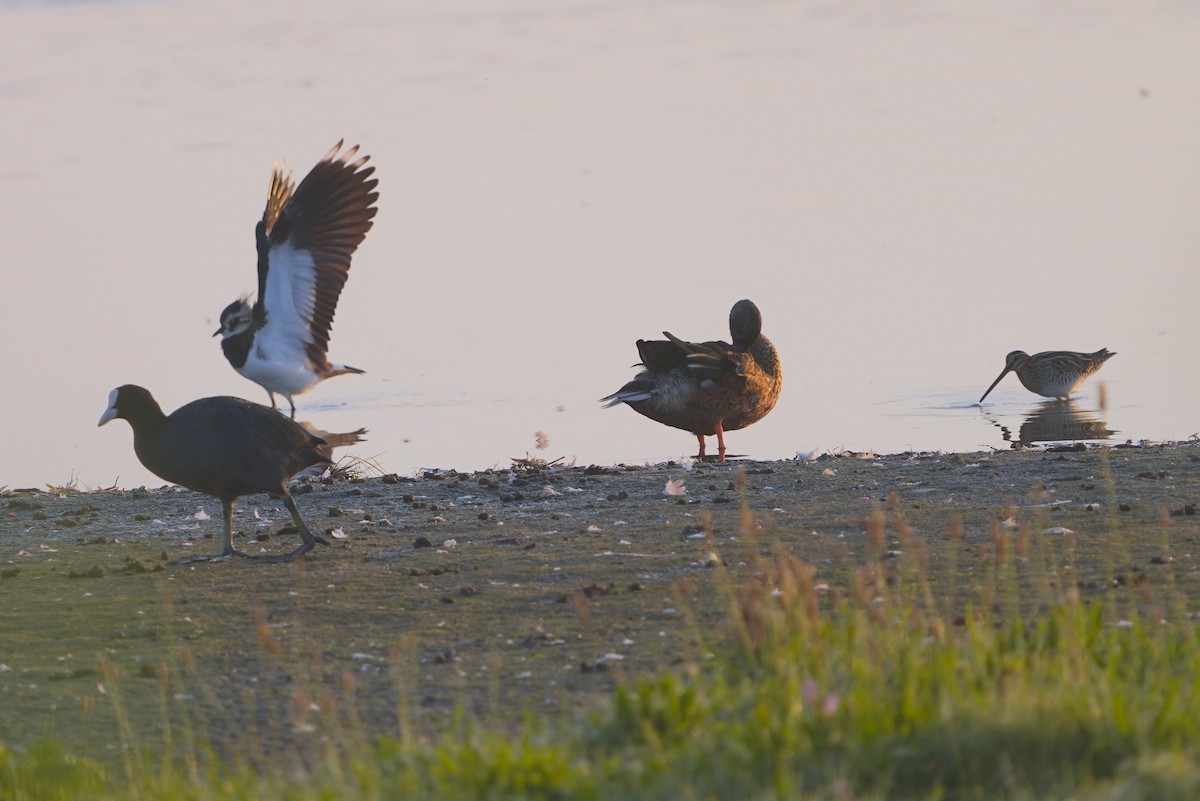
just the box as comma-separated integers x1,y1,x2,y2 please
2,443,1199,764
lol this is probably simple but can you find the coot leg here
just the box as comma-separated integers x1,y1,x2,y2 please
282,491,320,548
169,500,253,564
248,490,325,563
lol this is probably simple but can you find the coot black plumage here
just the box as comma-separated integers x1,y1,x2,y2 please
214,140,379,418
98,385,363,563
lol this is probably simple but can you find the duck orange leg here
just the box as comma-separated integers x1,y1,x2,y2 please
714,421,727,462
695,434,707,459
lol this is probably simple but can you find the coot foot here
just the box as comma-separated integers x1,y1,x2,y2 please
244,540,316,563
169,549,254,565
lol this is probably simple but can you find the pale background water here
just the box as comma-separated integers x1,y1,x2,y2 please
0,0,1196,490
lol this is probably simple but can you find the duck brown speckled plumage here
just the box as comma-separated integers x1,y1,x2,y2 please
601,299,782,461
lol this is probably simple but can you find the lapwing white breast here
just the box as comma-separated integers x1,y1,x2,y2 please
215,141,379,418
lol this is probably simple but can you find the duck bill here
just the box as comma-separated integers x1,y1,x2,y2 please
979,368,1011,403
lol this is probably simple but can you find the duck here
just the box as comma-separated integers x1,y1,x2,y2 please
979,349,1115,403
600,299,781,461
98,385,365,563
215,140,379,419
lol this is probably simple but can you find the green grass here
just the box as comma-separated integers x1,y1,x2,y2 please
6,589,1200,800
6,462,1200,800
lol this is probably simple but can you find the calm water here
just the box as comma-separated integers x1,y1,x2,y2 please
1,0,1197,489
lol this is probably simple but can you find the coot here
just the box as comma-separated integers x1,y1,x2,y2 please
99,385,364,563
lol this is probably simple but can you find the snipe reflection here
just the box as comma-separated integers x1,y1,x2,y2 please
989,400,1116,447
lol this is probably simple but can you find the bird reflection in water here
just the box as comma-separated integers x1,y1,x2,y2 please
988,399,1116,448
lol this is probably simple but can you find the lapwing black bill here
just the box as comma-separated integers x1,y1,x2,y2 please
215,140,379,419
99,385,365,564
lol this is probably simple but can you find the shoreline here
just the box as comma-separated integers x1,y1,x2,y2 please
5,442,1200,553
6,435,1194,498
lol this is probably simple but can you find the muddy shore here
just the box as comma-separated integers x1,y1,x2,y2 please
2,443,1199,764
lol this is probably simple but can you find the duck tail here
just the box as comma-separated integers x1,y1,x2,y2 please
600,379,655,407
